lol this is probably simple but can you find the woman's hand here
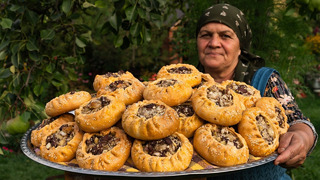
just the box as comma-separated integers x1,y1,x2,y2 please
274,123,315,168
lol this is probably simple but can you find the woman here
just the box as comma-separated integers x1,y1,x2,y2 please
196,3,317,179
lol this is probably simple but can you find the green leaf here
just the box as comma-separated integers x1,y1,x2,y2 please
9,65,15,74
137,7,147,19
28,51,41,61
0,40,10,51
109,13,121,31
46,63,55,73
0,50,7,60
83,2,96,8
65,56,77,64
11,55,18,68
130,23,141,37
9,4,22,12
125,5,138,21
20,111,31,123
26,39,39,51
114,35,123,48
52,80,63,87
144,27,151,42
0,18,13,29
33,84,44,97
0,68,11,78
62,0,72,14
75,37,86,48
26,10,38,26
40,29,55,40
53,71,65,81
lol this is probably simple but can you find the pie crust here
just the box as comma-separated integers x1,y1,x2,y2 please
172,101,204,138
93,70,135,91
131,132,193,172
193,123,249,166
238,107,279,157
143,78,193,106
191,82,244,126
45,91,91,117
31,113,74,147
40,122,83,162
75,95,126,133
192,73,215,89
122,100,179,140
222,80,261,108
156,63,201,87
76,127,132,171
97,77,145,105
255,97,289,135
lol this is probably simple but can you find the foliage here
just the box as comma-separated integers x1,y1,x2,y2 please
0,0,183,146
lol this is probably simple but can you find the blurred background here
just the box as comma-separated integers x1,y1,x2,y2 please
0,0,319,179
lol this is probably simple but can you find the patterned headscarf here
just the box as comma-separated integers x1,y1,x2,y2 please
196,3,265,84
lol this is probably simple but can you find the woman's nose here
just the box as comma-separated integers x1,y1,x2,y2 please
208,35,220,48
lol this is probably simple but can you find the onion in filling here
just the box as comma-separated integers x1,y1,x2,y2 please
85,132,119,155
211,126,243,149
156,79,177,87
207,85,233,107
137,103,165,119
45,124,75,149
167,66,192,74
143,136,181,157
81,96,111,114
256,115,274,145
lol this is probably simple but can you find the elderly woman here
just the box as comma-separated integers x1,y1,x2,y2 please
196,3,317,179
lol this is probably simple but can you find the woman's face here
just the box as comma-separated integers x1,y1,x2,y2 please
197,22,241,73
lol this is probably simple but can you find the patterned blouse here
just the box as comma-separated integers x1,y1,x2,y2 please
264,72,318,155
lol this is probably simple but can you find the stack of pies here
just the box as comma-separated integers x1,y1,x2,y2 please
30,63,288,172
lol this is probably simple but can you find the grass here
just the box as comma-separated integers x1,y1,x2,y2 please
0,94,318,180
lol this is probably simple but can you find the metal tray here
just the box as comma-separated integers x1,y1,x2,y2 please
20,123,278,178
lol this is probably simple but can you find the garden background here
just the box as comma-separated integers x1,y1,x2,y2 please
0,0,319,179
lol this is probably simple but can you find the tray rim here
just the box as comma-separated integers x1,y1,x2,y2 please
20,123,278,178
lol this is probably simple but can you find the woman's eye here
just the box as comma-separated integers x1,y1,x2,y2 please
221,34,231,39
200,34,210,38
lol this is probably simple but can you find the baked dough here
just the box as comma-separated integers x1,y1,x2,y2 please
97,77,145,105
238,107,279,157
192,73,215,89
131,132,193,172
40,122,83,162
93,70,134,91
31,113,74,147
222,80,261,108
75,95,126,133
122,100,179,140
143,78,193,106
193,123,249,166
45,91,91,117
156,63,201,87
191,82,244,126
172,101,204,138
255,97,289,135
76,127,132,171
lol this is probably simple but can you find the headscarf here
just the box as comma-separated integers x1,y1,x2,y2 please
196,3,265,84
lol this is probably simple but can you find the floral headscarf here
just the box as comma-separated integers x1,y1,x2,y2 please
196,3,265,84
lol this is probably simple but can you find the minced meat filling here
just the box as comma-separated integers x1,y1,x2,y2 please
256,115,274,145
81,96,111,114
167,66,192,74
275,106,285,128
226,83,253,96
173,104,194,117
143,136,181,157
45,124,75,149
156,79,177,87
137,103,165,119
207,85,233,107
85,132,119,155
37,116,58,130
102,70,124,78
105,80,131,92
211,126,243,149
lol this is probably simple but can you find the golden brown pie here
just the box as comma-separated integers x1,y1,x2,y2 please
122,100,179,140
75,95,126,133
40,122,83,162
191,82,245,126
192,73,215,89
193,123,249,166
131,132,193,172
76,127,132,171
31,113,74,147
97,77,145,105
156,63,202,87
143,78,193,106
93,70,135,91
172,101,204,138
45,91,91,117
238,107,279,157
222,80,261,108
255,97,289,135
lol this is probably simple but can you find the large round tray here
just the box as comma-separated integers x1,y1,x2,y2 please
21,124,278,179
